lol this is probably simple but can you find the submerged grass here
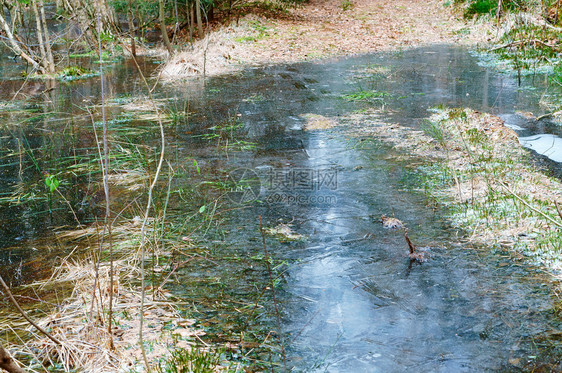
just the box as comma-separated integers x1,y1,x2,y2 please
341,89,389,102
0,195,240,372
0,96,252,371
0,103,280,371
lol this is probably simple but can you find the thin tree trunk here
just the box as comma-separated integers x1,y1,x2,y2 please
9,3,21,31
195,0,203,38
496,0,502,25
172,0,179,43
0,10,42,72
32,0,48,72
0,343,26,373
98,0,117,29
39,0,55,73
127,0,136,56
66,0,97,47
189,2,194,44
159,0,173,54
61,0,116,48
95,0,115,351
227,0,232,22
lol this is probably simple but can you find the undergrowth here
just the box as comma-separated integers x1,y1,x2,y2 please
415,107,562,268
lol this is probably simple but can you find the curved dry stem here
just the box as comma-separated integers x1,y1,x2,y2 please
500,182,562,228
123,46,167,373
96,7,115,351
0,274,61,346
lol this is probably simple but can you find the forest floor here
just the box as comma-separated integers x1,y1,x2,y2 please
161,0,487,77
224,0,472,63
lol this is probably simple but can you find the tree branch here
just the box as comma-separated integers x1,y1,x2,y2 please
555,200,562,222
0,274,61,346
499,182,562,228
0,343,26,373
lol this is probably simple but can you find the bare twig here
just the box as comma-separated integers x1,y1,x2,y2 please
555,200,562,222
96,7,115,351
155,257,195,293
489,38,561,52
500,182,562,228
121,47,167,373
496,0,503,26
536,110,562,121
404,229,416,255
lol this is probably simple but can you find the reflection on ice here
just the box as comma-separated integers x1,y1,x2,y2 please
519,134,562,163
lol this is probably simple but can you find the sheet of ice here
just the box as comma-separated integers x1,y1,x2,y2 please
520,134,562,163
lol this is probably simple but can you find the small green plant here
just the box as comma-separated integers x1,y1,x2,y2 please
447,108,468,121
235,20,271,43
68,50,111,59
341,0,353,11
43,173,60,193
60,66,88,77
421,119,446,146
58,66,96,81
197,117,245,143
167,107,189,125
99,31,114,43
157,347,222,373
249,20,268,34
463,0,496,18
466,128,486,145
552,62,562,86
342,90,389,101
234,35,260,43
242,94,265,103
461,0,520,19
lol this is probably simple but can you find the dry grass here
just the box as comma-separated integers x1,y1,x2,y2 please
265,222,305,241
0,221,215,372
160,29,239,78
301,113,338,130
341,107,562,270
26,262,202,372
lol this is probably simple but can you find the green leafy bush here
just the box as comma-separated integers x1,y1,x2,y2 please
461,0,523,19
464,0,496,17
